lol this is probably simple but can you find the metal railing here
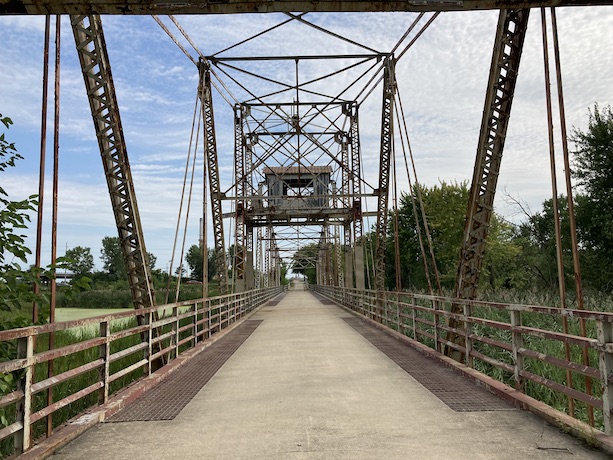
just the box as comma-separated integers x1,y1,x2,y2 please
313,285,613,436
0,286,284,456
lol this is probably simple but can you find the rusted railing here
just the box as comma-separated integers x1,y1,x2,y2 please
0,286,284,456
313,285,613,435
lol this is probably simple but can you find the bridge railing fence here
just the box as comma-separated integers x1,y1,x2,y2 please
313,285,613,436
0,286,284,457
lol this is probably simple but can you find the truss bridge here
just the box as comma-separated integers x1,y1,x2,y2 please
1,2,613,458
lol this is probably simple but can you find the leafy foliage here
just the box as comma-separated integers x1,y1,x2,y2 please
571,104,613,291
387,181,520,291
65,245,94,276
100,236,156,280
185,244,216,281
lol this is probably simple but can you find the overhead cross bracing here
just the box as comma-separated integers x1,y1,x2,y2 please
182,15,411,293
2,0,612,14
2,4,613,456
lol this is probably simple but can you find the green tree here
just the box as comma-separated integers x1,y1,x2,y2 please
390,181,522,292
571,104,613,291
0,114,36,274
185,244,217,281
100,236,156,280
0,113,48,322
65,245,94,276
100,236,124,279
391,181,469,290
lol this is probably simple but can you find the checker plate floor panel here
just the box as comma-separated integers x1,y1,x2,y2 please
107,320,263,422
343,317,514,412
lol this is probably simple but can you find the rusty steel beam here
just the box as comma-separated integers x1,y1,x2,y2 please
233,105,246,292
199,60,228,294
71,15,154,311
374,58,396,293
349,103,365,290
2,0,609,15
455,8,530,300
447,9,530,357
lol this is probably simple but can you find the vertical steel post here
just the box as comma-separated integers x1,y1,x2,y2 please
374,57,396,293
598,320,613,435
33,15,50,324
233,105,246,292
198,59,228,294
511,309,524,391
15,336,33,453
349,103,365,290
99,321,110,404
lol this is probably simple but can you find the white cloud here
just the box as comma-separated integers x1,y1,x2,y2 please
1,7,612,270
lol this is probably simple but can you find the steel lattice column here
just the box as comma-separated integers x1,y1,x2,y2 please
374,58,396,292
455,9,530,301
255,227,262,288
71,15,154,310
198,60,228,294
446,9,530,358
349,103,365,290
233,105,246,292
245,136,255,289
264,224,271,288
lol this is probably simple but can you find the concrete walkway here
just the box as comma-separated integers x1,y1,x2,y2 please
54,290,606,459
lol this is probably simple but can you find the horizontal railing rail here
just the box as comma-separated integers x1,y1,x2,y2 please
313,285,613,436
0,286,285,457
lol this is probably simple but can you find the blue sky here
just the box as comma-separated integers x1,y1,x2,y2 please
1,8,612,271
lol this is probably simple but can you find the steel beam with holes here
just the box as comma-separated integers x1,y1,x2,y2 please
374,58,396,293
349,103,365,290
71,15,154,311
199,60,228,294
447,9,530,357
234,105,247,292
4,0,611,15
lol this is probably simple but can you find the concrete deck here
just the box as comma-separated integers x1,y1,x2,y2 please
53,289,606,459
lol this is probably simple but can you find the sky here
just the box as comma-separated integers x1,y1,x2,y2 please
0,7,612,272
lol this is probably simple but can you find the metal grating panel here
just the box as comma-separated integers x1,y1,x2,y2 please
265,292,287,306
310,291,336,305
343,317,514,412
107,320,263,422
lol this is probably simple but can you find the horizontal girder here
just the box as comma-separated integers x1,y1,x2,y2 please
1,0,609,15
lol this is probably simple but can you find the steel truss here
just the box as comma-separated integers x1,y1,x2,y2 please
374,58,396,293
349,103,365,290
456,9,530,301
71,15,154,311
447,9,530,357
225,92,365,289
234,105,247,292
199,59,228,294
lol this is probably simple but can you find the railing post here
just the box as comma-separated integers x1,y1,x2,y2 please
511,309,524,391
192,302,199,347
99,320,110,405
147,311,153,375
206,300,211,339
173,306,180,359
433,299,440,353
15,335,33,453
411,294,417,341
384,292,390,327
463,303,474,368
396,295,400,332
598,320,613,435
